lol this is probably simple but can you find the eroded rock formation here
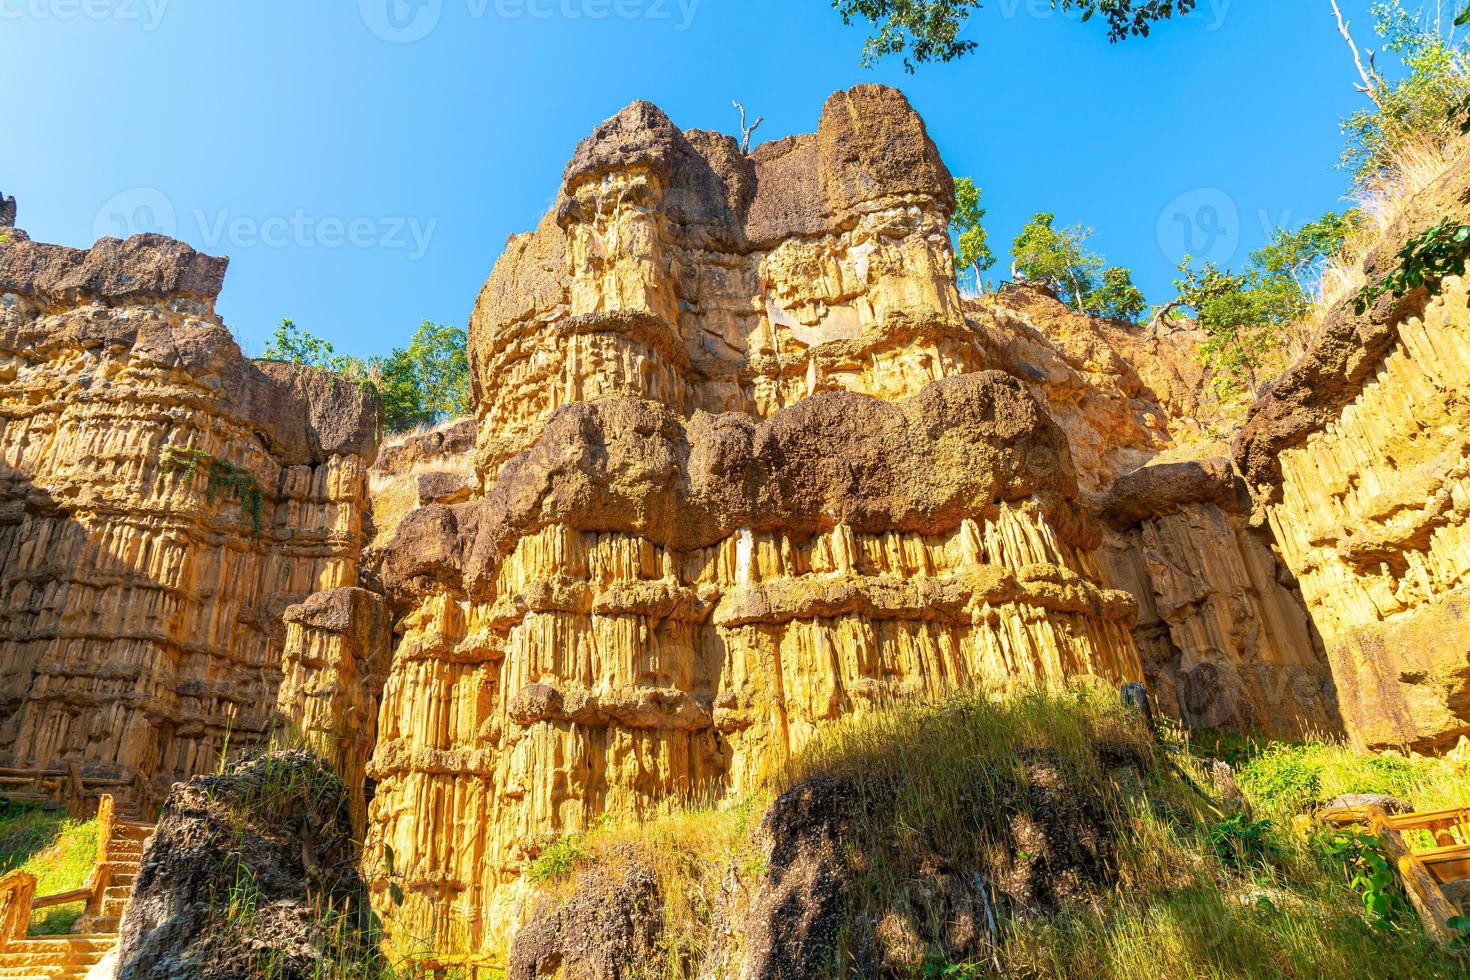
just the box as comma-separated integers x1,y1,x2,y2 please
1238,155,1470,749
366,87,1149,954
0,227,380,804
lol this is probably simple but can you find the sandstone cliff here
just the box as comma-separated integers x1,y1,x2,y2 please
1237,152,1470,751
366,86,1151,954
0,225,383,806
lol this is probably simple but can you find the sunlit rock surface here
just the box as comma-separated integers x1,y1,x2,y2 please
365,86,1153,955
0,227,380,805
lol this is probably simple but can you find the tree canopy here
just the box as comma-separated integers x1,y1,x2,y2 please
1010,212,1146,321
832,0,1196,70
261,319,470,433
1340,0,1470,184
950,177,996,294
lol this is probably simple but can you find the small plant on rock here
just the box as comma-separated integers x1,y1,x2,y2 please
162,445,267,539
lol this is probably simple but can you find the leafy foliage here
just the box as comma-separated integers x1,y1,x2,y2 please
832,0,1197,71
261,319,470,434
1354,217,1470,314
1343,1,1470,184
1091,265,1148,321
262,319,364,376
163,445,267,538
1165,211,1358,397
950,176,995,294
526,833,591,883
1310,828,1410,928
1206,813,1278,866
1011,212,1146,320
372,321,471,432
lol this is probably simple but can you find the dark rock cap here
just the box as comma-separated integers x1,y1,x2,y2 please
0,232,228,308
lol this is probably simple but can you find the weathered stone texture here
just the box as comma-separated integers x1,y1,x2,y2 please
971,288,1338,739
0,232,379,803
278,587,393,831
367,87,1147,956
469,85,973,478
1247,274,1470,749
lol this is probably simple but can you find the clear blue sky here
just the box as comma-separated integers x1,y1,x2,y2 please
3,1,1390,358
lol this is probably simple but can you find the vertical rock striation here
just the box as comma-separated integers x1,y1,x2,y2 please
0,230,380,805
367,86,1146,956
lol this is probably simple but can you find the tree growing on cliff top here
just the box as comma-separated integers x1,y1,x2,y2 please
832,0,1195,71
1159,210,1360,398
261,319,470,433
1334,0,1470,185
1010,212,1146,321
950,177,996,294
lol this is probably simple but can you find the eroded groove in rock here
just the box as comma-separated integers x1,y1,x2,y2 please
0,229,380,805
1245,271,1470,750
366,85,1148,956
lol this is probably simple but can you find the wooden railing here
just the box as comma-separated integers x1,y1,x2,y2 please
0,766,134,816
0,793,121,948
0,871,36,952
1320,803,1470,948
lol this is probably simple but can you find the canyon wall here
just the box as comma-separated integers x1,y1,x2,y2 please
1238,156,1470,749
0,225,382,805
365,87,1149,955
971,287,1339,737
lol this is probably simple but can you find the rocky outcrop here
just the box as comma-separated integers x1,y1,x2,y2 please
115,751,377,980
366,87,1147,956
470,85,974,479
277,587,393,831
1237,155,1470,750
0,230,380,806
965,287,1338,738
1095,458,1340,737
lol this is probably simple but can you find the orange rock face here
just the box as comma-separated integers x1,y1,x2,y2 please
0,228,381,805
366,86,1148,954
1236,157,1470,751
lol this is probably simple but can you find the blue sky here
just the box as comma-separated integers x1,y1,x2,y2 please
2,0,1396,358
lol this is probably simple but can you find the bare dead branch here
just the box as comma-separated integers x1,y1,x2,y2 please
1331,0,1387,110
733,100,764,155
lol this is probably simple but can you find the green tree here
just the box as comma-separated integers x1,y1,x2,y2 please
261,319,365,376
1160,211,1357,397
1092,266,1148,321
1337,0,1470,184
393,321,471,429
951,176,996,294
1011,212,1149,321
259,319,470,433
832,0,1196,71
1011,212,1101,313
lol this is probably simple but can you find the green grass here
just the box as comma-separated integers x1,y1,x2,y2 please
0,798,100,935
519,685,1470,978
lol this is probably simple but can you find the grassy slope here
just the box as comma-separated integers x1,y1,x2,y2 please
526,686,1470,978
0,799,99,935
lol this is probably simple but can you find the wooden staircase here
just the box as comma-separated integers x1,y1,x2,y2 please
0,797,154,979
